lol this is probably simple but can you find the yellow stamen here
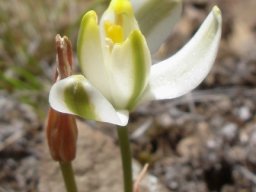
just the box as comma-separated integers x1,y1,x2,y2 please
104,21,124,44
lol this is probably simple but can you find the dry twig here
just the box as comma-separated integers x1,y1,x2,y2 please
133,163,149,192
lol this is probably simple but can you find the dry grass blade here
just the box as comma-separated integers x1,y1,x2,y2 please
133,163,149,192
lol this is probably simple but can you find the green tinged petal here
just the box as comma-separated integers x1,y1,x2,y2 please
49,75,129,126
64,78,95,119
110,30,151,110
77,10,110,99
127,30,150,109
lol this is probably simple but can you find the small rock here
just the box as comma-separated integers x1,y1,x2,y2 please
237,106,251,121
221,123,238,142
177,137,201,158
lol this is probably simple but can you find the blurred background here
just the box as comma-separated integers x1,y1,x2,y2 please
0,0,256,191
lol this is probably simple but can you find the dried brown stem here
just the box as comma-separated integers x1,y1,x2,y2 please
133,163,149,192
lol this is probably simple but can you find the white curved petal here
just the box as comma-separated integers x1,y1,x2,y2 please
49,75,129,126
109,30,151,110
142,6,222,101
132,0,182,54
77,11,111,99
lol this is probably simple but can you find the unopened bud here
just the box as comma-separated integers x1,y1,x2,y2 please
46,35,78,162
46,108,77,162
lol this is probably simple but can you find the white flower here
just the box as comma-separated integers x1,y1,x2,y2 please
49,0,222,126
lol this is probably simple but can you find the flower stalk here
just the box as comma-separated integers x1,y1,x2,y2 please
59,162,78,192
117,126,133,192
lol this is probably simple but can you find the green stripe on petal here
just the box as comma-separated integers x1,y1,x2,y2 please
127,30,150,110
141,6,222,101
49,75,129,126
77,10,111,99
64,77,95,119
110,30,151,110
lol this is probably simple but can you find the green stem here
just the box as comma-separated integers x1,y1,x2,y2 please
59,162,78,192
117,126,133,192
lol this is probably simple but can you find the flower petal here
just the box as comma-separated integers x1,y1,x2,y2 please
49,75,129,126
142,6,222,101
77,10,111,99
132,0,182,54
110,30,151,110
100,0,139,41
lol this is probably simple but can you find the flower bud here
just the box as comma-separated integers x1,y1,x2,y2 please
46,35,78,162
46,108,77,162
